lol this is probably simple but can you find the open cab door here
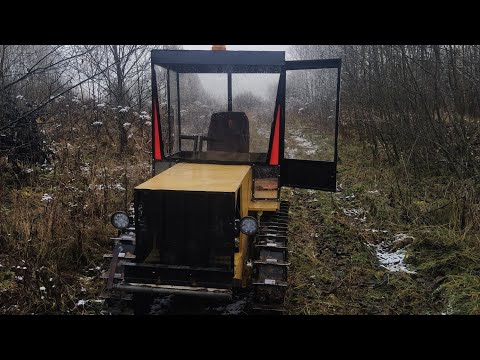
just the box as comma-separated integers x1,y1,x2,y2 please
280,59,341,191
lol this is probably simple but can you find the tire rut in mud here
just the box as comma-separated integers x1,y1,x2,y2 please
283,188,439,315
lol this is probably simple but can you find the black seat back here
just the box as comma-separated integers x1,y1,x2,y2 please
207,112,250,153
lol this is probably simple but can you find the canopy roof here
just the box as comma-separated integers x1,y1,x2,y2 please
151,49,285,73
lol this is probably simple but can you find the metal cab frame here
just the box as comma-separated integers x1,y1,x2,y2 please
150,49,342,192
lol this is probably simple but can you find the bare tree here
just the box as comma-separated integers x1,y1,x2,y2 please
0,45,97,164
75,45,147,153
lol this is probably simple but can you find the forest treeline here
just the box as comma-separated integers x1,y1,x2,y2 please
290,45,480,179
289,45,480,231
2,45,478,177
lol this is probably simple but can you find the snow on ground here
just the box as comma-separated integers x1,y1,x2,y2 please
342,207,367,222
341,191,416,275
112,184,126,191
89,184,126,191
367,233,416,274
41,194,53,202
288,130,319,157
77,299,104,308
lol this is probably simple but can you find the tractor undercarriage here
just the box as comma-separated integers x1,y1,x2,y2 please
101,201,290,315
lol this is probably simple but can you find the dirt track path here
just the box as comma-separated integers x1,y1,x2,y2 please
121,186,438,316
283,188,440,315
102,186,439,316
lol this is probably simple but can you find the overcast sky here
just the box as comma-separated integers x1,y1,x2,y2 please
181,45,290,100
183,45,290,52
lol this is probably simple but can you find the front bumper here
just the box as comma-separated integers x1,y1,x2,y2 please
114,282,233,300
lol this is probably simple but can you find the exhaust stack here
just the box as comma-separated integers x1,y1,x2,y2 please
212,45,227,51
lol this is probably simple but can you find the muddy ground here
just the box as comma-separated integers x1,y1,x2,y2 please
1,186,444,315
283,188,439,315
98,185,439,315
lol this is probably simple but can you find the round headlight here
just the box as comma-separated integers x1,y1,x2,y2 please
111,211,129,230
239,216,258,236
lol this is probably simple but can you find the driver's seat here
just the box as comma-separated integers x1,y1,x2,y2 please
207,112,250,153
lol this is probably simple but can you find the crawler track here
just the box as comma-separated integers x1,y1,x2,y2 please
251,201,290,313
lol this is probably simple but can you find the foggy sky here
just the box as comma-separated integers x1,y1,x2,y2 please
181,45,290,101
183,45,290,52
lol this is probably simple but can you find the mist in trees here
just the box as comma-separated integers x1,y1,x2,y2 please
0,45,186,166
289,45,480,180
0,46,96,164
2,44,479,183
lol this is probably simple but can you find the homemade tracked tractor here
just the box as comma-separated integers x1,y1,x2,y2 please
102,47,342,314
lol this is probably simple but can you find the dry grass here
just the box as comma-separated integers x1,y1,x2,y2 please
283,188,438,314
0,104,151,314
283,141,480,315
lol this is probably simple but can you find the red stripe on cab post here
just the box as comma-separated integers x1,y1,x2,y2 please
269,104,281,165
153,100,162,160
